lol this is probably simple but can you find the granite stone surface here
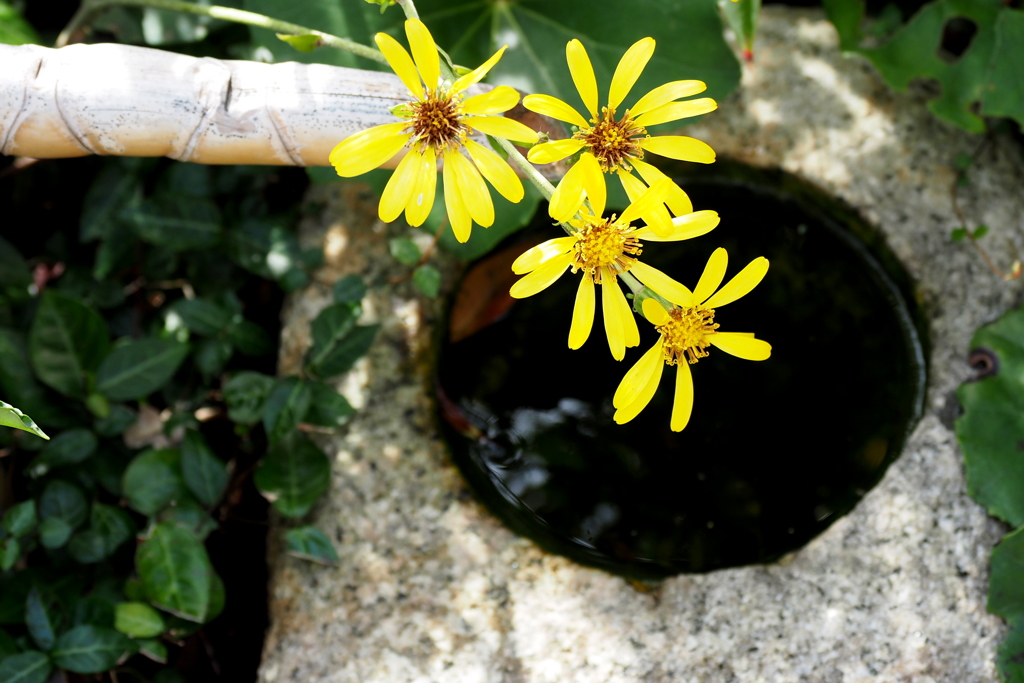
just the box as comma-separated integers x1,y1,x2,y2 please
259,8,1024,682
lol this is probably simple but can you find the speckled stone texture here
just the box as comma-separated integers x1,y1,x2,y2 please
259,8,1024,682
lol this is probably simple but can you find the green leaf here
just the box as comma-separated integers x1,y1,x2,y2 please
80,163,142,242
38,518,72,549
29,292,109,398
3,501,36,538
135,522,216,622
285,525,339,565
389,237,421,266
38,481,88,530
0,235,30,289
304,381,355,429
223,372,275,425
31,428,97,475
0,401,48,440
226,320,273,357
181,430,228,508
169,299,232,336
114,603,165,639
122,197,222,251
0,539,18,571
122,449,186,516
412,264,442,298
956,306,1024,525
0,651,51,683
261,377,312,444
276,33,321,52
96,338,189,401
0,1,41,45
254,432,331,518
137,638,168,664
25,586,58,651
50,625,135,674
332,275,367,304
825,0,1024,131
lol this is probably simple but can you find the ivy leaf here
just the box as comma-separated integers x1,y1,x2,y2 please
285,525,339,565
50,625,135,674
95,338,190,401
254,432,330,518
29,292,110,398
0,651,51,683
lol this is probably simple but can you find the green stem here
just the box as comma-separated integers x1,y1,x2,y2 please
57,0,388,65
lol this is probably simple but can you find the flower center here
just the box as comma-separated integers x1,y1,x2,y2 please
658,307,720,365
570,219,641,283
575,106,647,173
407,90,466,155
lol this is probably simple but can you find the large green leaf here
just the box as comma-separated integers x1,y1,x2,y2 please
824,0,1024,131
28,292,109,398
955,307,1024,526
0,401,48,440
135,522,217,623
261,377,312,444
122,196,222,251
0,651,51,683
50,625,134,674
122,449,186,516
180,430,228,508
254,432,331,518
990,526,1024,681
95,338,189,401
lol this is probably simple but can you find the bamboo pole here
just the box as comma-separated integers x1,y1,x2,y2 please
0,42,504,168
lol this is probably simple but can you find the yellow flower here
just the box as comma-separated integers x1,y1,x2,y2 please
613,248,771,432
508,179,720,360
329,19,539,243
523,37,718,229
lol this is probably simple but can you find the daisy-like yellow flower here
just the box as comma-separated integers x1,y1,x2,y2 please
508,179,720,360
523,37,718,230
329,19,539,243
613,248,771,432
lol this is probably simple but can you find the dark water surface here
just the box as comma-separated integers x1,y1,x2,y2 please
438,163,927,579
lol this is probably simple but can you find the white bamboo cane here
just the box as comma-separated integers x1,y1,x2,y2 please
0,42,524,169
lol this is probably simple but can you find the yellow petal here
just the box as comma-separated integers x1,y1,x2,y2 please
452,45,507,94
613,338,664,409
464,138,524,203
549,154,593,222
443,160,471,243
448,151,494,227
630,80,707,117
634,210,719,242
379,150,421,223
613,347,665,425
568,275,595,350
522,94,589,128
618,178,673,225
709,333,772,361
566,39,599,119
405,146,436,227
601,271,626,361
609,37,655,111
511,236,575,274
405,19,439,90
670,361,694,432
692,247,728,305
527,138,586,165
374,33,423,100
631,158,692,216
702,256,769,308
462,86,520,115
329,122,408,177
640,135,716,164
465,116,538,144
630,261,694,307
509,252,572,298
634,98,718,127
641,297,670,325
